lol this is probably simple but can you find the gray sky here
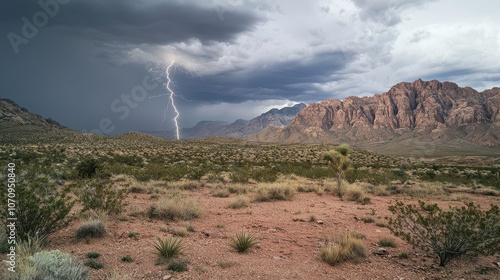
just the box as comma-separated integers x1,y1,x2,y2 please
1,0,499,135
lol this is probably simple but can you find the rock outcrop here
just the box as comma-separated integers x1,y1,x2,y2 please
253,80,500,146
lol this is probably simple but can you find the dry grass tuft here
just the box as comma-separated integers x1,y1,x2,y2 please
320,233,367,266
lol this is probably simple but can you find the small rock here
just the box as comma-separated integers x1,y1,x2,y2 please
495,262,500,268
316,220,324,225
202,230,211,237
374,247,388,255
163,274,172,280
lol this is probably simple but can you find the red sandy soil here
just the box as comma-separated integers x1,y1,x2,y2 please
45,186,500,280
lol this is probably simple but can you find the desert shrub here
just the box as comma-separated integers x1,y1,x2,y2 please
228,196,249,209
0,178,74,242
344,184,370,204
230,232,257,253
121,255,133,262
76,158,100,178
76,220,106,239
167,259,189,272
320,233,366,266
112,154,144,167
227,184,249,194
230,168,251,183
388,201,500,267
170,226,188,237
360,217,374,223
84,259,104,269
147,197,202,221
153,237,183,259
129,185,146,193
86,252,101,259
212,189,230,198
378,237,397,248
74,179,128,215
31,250,89,279
253,183,295,202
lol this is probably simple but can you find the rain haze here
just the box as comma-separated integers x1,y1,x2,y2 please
1,0,499,135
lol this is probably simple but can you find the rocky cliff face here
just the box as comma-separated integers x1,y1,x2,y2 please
256,80,500,146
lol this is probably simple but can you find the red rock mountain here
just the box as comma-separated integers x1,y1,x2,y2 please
252,80,500,147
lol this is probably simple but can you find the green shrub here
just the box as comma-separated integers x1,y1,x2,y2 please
153,237,183,259
76,220,106,239
360,217,374,223
230,232,257,253
32,250,89,279
74,179,127,215
147,197,202,221
167,259,189,272
84,259,104,269
86,252,101,259
76,158,100,178
398,252,409,259
128,231,139,238
121,255,133,262
0,178,75,242
320,233,366,266
378,237,397,248
388,201,500,267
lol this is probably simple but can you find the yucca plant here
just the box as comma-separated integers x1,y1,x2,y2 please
230,232,257,253
152,237,183,259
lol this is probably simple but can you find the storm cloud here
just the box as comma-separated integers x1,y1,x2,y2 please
1,0,499,135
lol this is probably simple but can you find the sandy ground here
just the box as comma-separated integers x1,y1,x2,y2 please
44,184,500,280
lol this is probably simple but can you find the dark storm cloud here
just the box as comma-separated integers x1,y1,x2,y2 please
170,50,356,104
1,0,260,46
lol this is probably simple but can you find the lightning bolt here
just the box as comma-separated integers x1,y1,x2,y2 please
166,60,180,140
149,60,181,139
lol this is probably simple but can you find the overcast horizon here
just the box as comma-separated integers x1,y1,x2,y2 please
1,0,500,135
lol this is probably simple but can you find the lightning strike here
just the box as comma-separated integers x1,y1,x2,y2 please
165,60,181,140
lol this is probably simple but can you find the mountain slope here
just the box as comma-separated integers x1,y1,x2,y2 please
153,103,307,139
0,98,67,131
0,98,73,143
251,80,500,151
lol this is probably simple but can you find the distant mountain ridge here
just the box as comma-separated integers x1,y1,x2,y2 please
147,103,306,139
0,98,67,131
251,80,500,148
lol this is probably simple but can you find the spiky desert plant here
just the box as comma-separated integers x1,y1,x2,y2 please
152,237,183,259
230,232,257,253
